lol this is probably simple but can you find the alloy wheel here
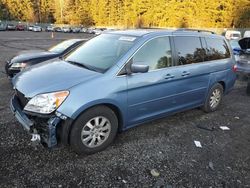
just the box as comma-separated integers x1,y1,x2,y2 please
81,116,111,148
209,89,222,109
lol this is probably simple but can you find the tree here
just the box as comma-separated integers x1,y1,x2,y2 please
1,0,250,28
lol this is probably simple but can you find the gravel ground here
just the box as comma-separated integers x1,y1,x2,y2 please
0,31,250,188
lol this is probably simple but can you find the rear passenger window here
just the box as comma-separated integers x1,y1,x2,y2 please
205,38,230,60
133,37,172,70
174,36,205,66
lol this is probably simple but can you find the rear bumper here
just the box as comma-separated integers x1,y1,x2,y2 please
10,95,62,147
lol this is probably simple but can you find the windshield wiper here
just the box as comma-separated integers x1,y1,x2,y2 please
66,60,105,73
66,60,100,72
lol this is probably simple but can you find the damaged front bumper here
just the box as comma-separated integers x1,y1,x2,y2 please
10,95,63,148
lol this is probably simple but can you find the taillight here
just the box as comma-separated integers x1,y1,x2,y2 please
233,64,238,72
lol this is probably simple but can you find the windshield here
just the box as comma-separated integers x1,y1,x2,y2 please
49,40,78,53
64,34,137,72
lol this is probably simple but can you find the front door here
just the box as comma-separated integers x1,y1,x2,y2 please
126,36,180,126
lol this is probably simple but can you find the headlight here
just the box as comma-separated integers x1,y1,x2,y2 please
24,91,69,114
10,62,27,69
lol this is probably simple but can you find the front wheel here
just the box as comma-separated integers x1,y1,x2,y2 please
70,106,118,154
202,83,224,113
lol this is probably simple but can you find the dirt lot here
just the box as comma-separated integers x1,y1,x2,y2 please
0,31,250,188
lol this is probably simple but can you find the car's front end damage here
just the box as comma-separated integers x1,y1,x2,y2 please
10,90,72,148
9,59,100,148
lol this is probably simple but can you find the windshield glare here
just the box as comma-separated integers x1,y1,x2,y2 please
65,34,137,72
49,40,78,53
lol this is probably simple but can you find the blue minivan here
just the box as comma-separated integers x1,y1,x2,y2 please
10,30,236,154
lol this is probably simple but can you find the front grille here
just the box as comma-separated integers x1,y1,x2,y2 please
16,90,29,109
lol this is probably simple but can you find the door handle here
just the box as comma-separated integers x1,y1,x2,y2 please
164,74,175,79
181,71,190,76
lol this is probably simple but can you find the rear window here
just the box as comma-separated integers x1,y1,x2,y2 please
232,33,240,37
205,38,230,61
174,36,205,66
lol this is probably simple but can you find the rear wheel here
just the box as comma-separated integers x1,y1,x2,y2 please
203,83,224,113
70,106,118,154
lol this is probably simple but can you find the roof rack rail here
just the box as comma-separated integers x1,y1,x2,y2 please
175,28,215,34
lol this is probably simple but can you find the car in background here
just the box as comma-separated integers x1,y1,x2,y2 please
10,30,236,154
16,24,25,31
33,26,42,32
62,27,71,33
93,28,106,35
80,27,88,33
6,24,16,31
86,28,96,34
0,23,6,31
5,39,85,77
236,37,250,94
28,25,34,31
230,38,250,95
229,39,241,56
225,30,241,40
54,27,62,32
244,31,250,38
72,27,81,33
46,25,54,32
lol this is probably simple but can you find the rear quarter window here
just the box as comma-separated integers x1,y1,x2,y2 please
205,38,230,61
174,36,205,66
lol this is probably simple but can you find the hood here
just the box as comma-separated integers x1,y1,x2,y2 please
12,60,101,98
17,50,44,55
10,50,58,64
239,37,250,50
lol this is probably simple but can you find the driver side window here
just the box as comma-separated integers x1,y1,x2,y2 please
133,37,172,70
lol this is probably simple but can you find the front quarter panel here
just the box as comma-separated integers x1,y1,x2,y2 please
57,68,128,128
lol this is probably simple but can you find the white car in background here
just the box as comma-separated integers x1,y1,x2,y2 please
225,30,242,40
28,25,34,31
80,28,87,33
46,25,54,32
33,26,42,32
62,27,71,33
72,27,81,33
244,31,250,38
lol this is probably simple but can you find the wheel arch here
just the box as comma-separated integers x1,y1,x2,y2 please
218,81,226,93
60,102,124,145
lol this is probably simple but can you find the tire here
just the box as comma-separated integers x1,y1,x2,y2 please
70,106,118,155
202,83,224,113
247,80,250,96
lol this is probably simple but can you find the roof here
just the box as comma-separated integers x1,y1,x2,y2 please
107,29,221,38
107,29,174,37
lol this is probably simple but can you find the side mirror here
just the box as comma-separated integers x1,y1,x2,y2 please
130,64,149,73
